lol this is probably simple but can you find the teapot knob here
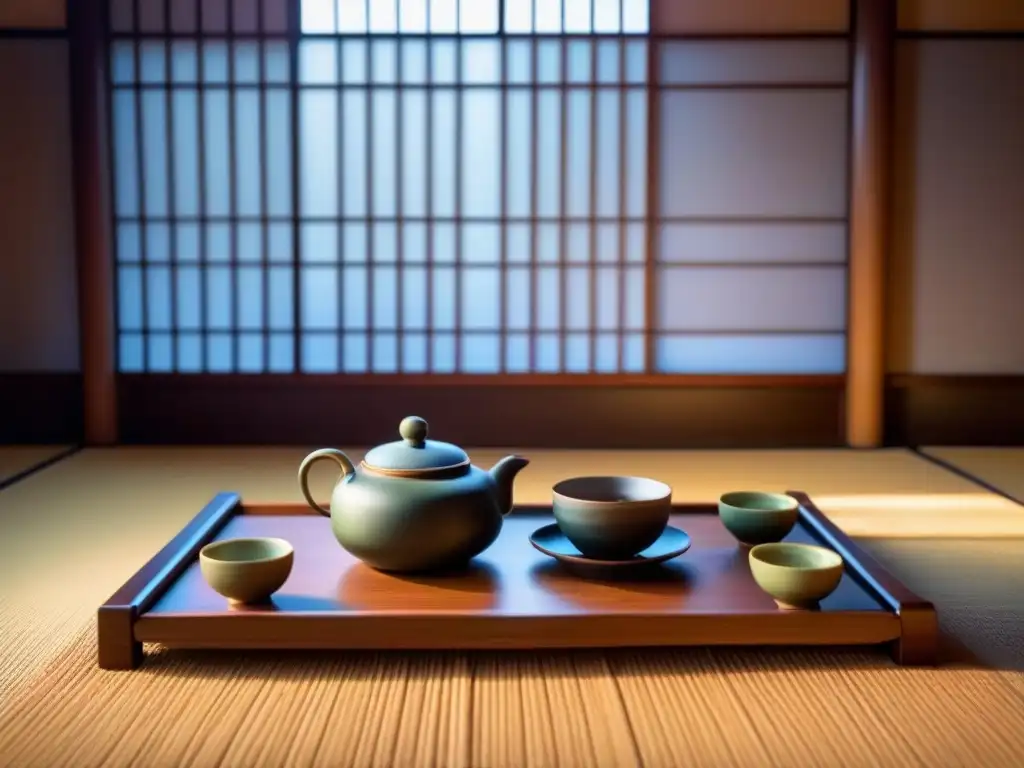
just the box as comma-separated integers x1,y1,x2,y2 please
399,416,428,447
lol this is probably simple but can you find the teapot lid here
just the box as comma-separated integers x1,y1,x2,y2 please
362,416,469,475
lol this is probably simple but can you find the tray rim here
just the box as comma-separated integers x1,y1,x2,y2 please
97,490,938,670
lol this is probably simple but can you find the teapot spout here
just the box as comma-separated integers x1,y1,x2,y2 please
489,455,530,516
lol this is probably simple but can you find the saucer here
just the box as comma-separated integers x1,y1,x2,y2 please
529,524,692,568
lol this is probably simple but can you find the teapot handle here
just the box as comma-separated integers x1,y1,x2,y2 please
298,448,355,517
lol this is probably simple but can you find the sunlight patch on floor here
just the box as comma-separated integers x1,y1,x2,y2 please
813,492,1024,539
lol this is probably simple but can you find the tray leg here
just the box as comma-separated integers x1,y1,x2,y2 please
97,606,143,670
890,607,940,666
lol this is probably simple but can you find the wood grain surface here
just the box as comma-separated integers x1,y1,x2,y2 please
122,501,915,659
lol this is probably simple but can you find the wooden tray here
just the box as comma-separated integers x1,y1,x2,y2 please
98,491,938,670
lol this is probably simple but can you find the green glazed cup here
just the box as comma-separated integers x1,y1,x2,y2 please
718,491,799,546
748,542,844,609
552,476,672,560
199,537,294,604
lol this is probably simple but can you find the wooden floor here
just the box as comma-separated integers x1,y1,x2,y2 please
1,446,1024,767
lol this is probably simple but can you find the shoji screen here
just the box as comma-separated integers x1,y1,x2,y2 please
654,38,850,374
107,1,849,379
293,0,649,374
109,0,294,373
107,0,653,375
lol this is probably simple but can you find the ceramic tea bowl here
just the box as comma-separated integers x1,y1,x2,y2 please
718,491,799,546
199,537,294,604
552,476,672,560
748,542,844,610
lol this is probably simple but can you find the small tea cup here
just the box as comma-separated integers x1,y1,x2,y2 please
199,537,294,604
552,476,672,560
719,491,799,546
749,542,844,610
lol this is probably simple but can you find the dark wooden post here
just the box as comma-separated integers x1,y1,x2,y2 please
846,0,895,447
68,0,118,444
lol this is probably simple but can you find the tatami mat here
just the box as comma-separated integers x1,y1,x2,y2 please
0,445,71,485
2,631,1024,768
922,447,1024,504
2,447,1024,765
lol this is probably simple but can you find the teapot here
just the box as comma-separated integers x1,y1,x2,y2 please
298,416,529,573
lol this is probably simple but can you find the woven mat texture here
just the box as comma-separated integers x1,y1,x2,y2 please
2,448,1023,767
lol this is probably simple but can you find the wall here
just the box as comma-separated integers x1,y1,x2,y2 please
0,1,81,442
886,0,1024,445
0,0,76,376
0,38,79,373
890,38,1024,375
0,0,65,29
